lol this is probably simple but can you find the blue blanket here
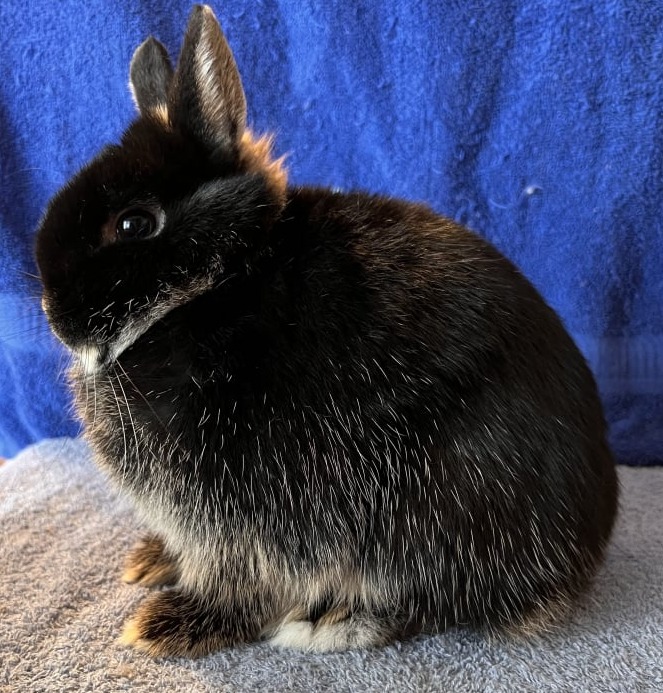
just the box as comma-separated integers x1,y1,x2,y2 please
1,1,661,463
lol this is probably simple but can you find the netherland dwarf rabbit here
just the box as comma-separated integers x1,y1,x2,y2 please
36,5,617,657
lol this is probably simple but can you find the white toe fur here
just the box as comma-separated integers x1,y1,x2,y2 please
268,617,387,652
268,620,315,650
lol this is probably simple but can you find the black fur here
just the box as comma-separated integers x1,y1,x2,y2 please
35,5,617,656
130,37,174,114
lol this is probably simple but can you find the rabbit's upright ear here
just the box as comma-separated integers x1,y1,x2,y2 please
129,37,174,116
169,4,247,155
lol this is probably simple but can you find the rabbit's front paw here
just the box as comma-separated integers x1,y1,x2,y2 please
122,535,179,588
119,589,235,657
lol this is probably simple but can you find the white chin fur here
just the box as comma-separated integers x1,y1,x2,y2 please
74,276,215,375
74,319,158,376
75,344,104,375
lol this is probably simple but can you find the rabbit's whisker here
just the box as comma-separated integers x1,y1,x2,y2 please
107,371,130,486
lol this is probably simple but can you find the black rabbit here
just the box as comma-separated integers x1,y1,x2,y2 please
35,5,618,657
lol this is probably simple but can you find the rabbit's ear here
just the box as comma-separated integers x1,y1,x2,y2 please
170,4,247,154
129,37,174,116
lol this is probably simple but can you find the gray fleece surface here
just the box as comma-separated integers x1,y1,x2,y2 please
1,438,662,693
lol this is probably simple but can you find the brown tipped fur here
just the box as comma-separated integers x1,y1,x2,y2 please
496,593,574,643
314,604,352,628
119,591,228,658
239,129,288,201
122,535,180,587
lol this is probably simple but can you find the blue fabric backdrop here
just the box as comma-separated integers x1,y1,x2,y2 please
1,1,661,463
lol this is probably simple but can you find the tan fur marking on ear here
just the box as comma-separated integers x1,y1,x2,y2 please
239,130,288,200
149,104,171,128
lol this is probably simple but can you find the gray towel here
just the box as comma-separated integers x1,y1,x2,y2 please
1,438,662,692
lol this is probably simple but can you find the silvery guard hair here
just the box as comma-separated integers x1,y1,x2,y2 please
35,4,618,657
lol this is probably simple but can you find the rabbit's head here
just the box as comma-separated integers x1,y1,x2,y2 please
36,5,286,374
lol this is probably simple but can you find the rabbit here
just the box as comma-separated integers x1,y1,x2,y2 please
35,4,618,657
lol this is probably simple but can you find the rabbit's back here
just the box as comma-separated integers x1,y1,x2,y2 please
265,188,617,629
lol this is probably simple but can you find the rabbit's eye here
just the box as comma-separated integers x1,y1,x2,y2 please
100,206,165,247
116,210,156,241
